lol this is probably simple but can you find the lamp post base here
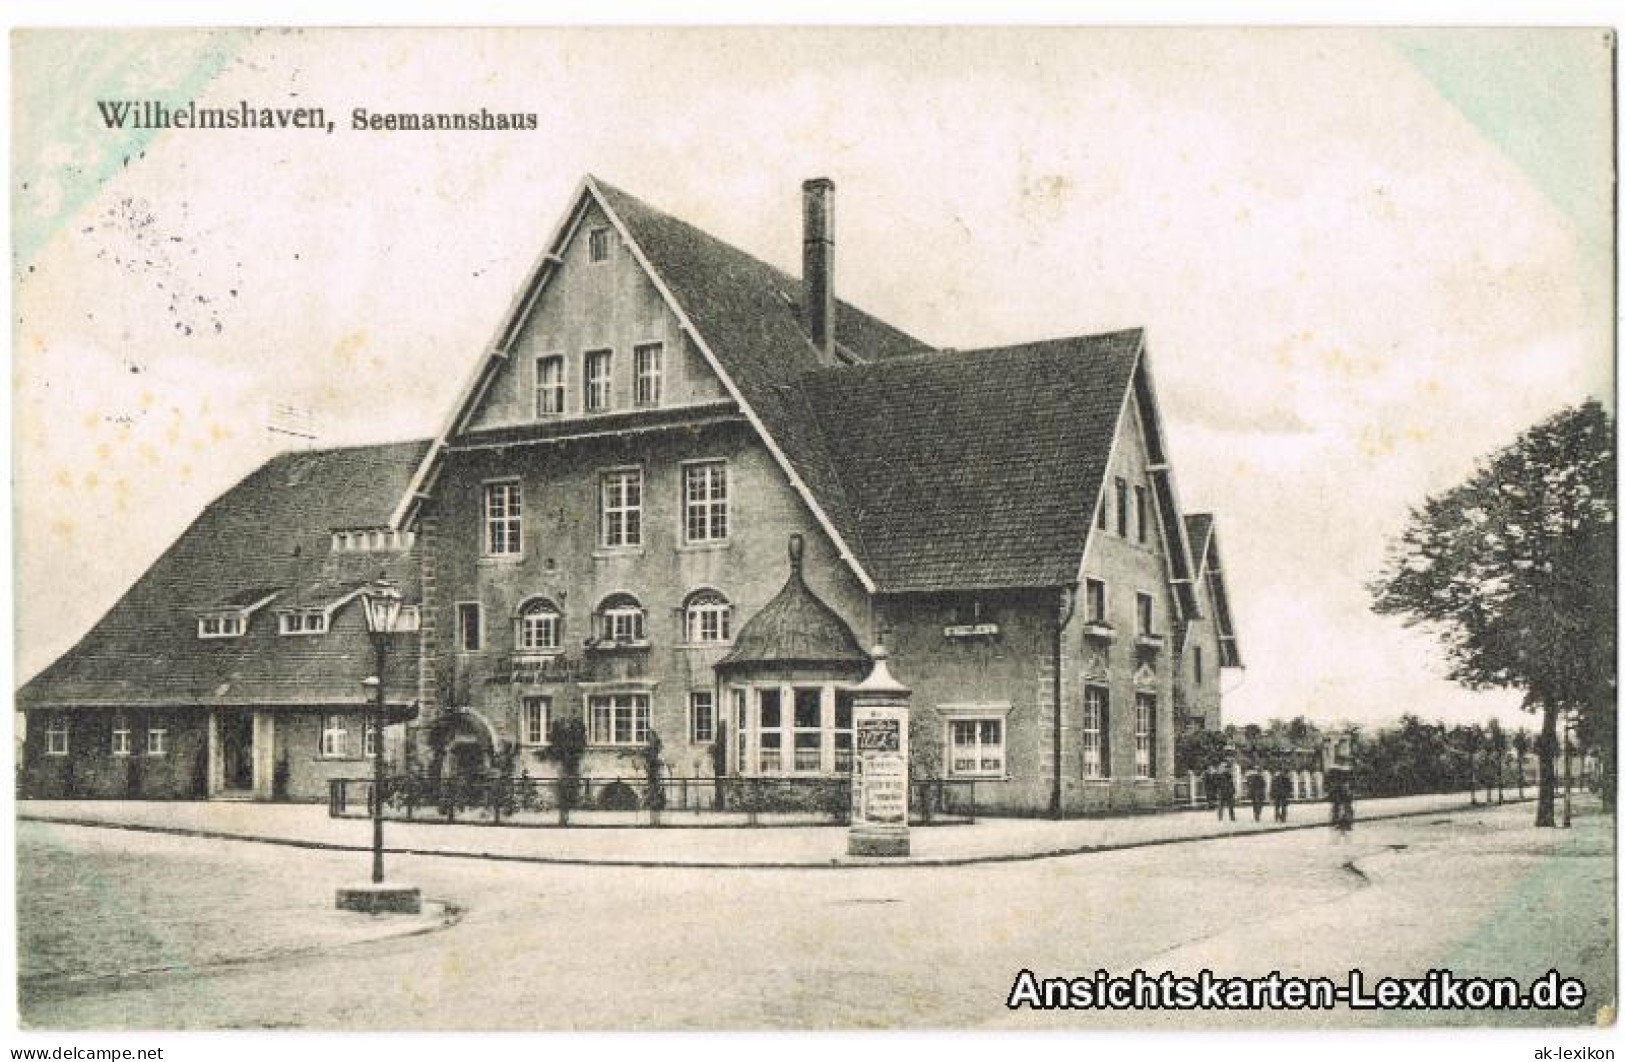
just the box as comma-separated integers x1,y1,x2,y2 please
847,825,910,858
335,883,422,915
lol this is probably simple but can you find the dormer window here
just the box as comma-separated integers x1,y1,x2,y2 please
588,227,611,263
597,593,647,646
279,610,329,636
198,613,245,639
331,528,415,552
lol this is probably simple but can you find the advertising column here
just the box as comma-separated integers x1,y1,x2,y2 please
848,646,912,857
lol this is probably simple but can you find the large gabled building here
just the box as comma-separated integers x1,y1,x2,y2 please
18,175,1243,815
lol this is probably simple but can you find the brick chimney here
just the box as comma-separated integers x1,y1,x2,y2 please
802,178,835,360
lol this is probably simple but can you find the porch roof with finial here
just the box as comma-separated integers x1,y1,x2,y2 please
717,534,869,672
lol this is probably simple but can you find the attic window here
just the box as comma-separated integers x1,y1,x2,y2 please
332,529,415,553
588,227,612,263
279,610,329,636
198,613,245,639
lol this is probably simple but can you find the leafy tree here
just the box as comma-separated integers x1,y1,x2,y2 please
1486,718,1508,803
1176,729,1229,777
641,729,666,819
542,715,588,824
1455,724,1484,805
1511,727,1531,798
1370,401,1616,826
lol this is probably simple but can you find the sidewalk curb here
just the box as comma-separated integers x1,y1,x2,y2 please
17,797,1532,871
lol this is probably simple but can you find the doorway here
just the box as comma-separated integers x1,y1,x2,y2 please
221,713,254,791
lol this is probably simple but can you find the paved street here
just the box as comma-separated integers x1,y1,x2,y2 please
19,789,1507,866
18,798,1613,1030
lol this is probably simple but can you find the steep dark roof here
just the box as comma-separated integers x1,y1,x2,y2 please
19,440,430,710
1187,512,1242,668
800,332,1144,592
1185,514,1214,571
719,537,868,671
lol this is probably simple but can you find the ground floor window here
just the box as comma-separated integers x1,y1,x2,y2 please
321,714,348,758
588,693,650,746
362,723,379,759
111,718,131,757
689,691,715,744
1134,693,1156,778
1082,685,1108,778
147,727,168,757
521,695,551,746
45,716,68,756
947,718,1005,778
730,684,852,775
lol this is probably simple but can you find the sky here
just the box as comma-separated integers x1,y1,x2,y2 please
10,27,1614,730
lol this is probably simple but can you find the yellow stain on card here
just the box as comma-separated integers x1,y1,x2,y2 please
50,519,75,540
334,331,368,365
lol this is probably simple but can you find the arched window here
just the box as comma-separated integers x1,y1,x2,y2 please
683,589,732,644
598,593,646,645
516,597,562,652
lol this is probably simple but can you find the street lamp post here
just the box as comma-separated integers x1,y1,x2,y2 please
335,579,422,915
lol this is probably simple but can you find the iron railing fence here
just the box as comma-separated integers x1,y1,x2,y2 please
328,774,976,827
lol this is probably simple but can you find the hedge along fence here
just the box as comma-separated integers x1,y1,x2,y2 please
327,774,978,828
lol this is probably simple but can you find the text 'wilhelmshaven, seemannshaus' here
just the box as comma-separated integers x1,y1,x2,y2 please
96,101,540,134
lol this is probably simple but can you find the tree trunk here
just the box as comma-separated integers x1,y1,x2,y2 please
1536,705,1559,827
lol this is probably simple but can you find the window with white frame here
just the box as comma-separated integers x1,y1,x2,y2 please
683,589,732,644
588,693,650,746
633,343,662,407
363,723,378,759
198,613,245,639
321,715,348,758
689,691,715,744
483,481,522,556
588,227,611,262
756,688,782,773
1137,592,1156,637
111,717,131,756
598,594,646,644
279,610,328,636
585,349,613,412
1082,686,1109,779
1115,477,1129,537
683,461,729,544
146,727,168,757
44,716,68,756
1134,692,1156,778
535,355,565,417
1135,484,1150,544
600,469,642,548
731,688,749,773
1085,579,1107,625
521,695,551,746
517,598,562,652
948,718,1005,777
834,690,854,773
457,602,483,652
792,688,823,772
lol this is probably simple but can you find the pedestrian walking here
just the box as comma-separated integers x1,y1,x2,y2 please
1245,766,1267,822
1326,763,1355,837
1214,761,1237,822
1270,766,1292,822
